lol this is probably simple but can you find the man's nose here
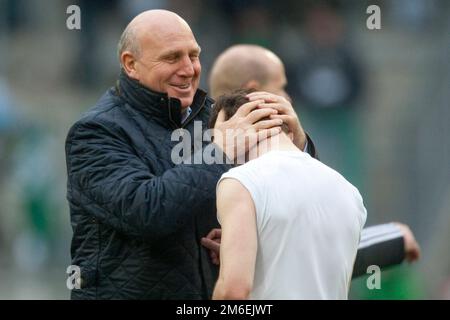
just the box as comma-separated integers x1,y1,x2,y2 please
178,56,195,77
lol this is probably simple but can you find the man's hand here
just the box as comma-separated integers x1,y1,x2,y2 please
394,223,421,262
246,92,307,150
201,228,221,265
213,99,282,161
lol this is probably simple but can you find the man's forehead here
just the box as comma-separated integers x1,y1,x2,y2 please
138,23,198,50
158,41,201,55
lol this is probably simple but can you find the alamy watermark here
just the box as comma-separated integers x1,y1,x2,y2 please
66,5,81,30
366,5,381,30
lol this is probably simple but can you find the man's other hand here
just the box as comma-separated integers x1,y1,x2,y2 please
201,228,221,265
394,222,421,262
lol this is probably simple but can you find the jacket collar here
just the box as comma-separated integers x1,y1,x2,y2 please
117,71,208,128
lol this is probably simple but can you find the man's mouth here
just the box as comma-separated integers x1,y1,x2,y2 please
171,83,191,91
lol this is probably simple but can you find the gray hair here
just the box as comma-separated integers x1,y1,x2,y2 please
117,25,141,66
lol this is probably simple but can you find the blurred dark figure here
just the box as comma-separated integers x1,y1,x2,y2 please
73,0,120,88
291,3,362,110
2,0,29,31
288,3,365,192
0,78,19,259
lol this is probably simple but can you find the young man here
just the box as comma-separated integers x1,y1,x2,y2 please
210,90,367,299
202,44,420,278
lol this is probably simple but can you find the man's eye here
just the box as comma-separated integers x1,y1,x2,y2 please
190,51,201,60
166,55,179,62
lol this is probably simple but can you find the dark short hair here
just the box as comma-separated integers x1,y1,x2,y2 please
209,89,289,133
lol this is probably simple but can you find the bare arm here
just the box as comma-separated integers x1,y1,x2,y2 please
212,178,258,300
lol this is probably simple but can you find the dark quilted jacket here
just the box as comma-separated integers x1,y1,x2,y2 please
65,72,232,299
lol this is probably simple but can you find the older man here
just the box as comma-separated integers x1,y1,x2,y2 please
65,11,307,299
202,44,420,278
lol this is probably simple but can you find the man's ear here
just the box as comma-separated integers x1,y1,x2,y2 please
121,51,140,80
243,80,261,91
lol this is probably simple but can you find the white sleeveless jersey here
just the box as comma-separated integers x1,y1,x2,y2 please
218,150,367,299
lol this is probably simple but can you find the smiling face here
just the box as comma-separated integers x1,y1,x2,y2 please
135,31,201,109
120,11,201,109
251,50,294,102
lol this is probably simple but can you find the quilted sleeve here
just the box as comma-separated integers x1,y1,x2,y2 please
65,119,231,240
